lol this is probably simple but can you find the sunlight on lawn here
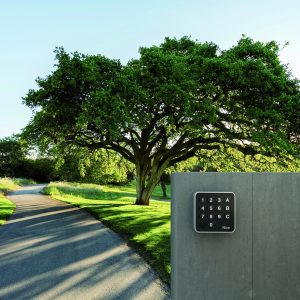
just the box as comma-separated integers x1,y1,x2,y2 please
44,181,171,283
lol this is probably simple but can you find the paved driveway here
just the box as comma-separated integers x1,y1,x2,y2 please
0,185,169,300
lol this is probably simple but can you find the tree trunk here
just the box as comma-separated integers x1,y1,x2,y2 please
135,164,150,205
160,172,168,198
161,180,167,198
134,159,169,205
135,174,158,205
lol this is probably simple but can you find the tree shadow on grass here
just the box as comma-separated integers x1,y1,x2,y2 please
44,185,171,284
80,203,171,282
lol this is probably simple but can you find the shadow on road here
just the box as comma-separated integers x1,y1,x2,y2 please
0,186,169,300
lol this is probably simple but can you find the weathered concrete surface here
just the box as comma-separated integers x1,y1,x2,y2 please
171,173,253,300
171,172,300,300
0,185,169,300
253,173,300,300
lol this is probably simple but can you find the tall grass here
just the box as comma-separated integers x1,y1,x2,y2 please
0,178,18,225
0,177,36,193
44,181,171,284
0,177,19,194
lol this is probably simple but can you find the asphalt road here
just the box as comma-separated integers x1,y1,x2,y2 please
0,185,170,300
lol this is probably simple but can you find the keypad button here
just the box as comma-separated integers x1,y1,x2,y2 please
201,205,205,211
209,205,213,211
217,214,222,219
209,214,213,219
209,197,213,203
201,214,205,219
217,197,222,203
209,222,213,228
217,206,222,211
225,206,230,211
225,214,230,219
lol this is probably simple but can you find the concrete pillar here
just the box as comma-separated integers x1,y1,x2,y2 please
171,172,300,300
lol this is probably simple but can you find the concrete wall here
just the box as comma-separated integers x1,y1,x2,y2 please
171,173,300,300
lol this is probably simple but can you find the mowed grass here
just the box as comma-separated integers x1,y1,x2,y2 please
0,178,18,225
44,181,171,283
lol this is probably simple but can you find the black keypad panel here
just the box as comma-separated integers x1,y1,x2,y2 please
194,192,235,233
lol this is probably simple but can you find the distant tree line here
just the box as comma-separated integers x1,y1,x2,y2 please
0,136,134,184
1,136,299,188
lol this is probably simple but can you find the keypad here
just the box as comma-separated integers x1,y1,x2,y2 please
194,192,235,233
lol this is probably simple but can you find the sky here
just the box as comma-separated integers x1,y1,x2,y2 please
0,0,300,138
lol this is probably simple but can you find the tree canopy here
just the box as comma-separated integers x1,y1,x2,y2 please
23,36,300,205
0,136,26,177
51,145,134,184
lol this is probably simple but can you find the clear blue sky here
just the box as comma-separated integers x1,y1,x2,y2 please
1,0,299,138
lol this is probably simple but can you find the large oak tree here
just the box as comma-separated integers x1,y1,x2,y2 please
23,37,300,205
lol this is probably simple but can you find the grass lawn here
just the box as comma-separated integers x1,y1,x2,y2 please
44,181,171,284
0,178,18,225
